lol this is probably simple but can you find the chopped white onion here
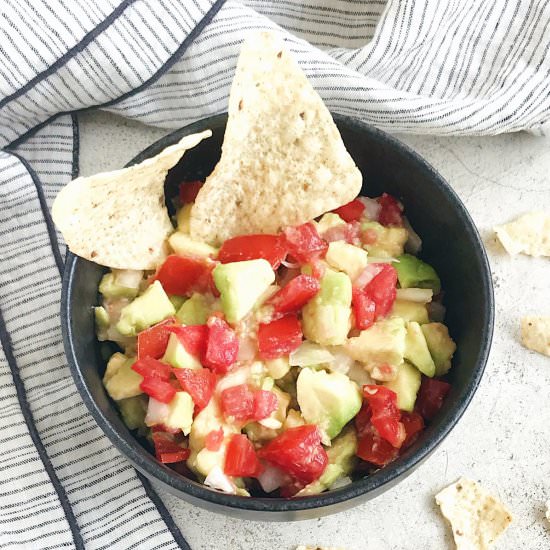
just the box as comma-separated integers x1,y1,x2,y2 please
281,258,300,269
113,269,143,289
204,466,236,494
403,216,422,254
358,197,381,221
427,301,446,322
396,288,433,303
237,334,257,362
327,347,355,374
216,365,253,394
289,341,334,367
258,417,282,430
347,362,374,387
353,264,385,288
145,398,170,426
257,464,288,493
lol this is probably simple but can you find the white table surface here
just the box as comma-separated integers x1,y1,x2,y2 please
79,110,550,550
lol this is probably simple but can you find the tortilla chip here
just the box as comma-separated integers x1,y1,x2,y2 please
190,31,362,245
52,131,211,269
521,317,550,357
494,211,550,257
435,478,512,550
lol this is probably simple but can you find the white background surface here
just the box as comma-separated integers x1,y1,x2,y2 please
79,110,550,550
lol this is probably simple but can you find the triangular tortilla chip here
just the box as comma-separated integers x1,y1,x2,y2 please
494,211,550,257
521,316,550,356
435,478,512,550
190,31,362,245
52,130,211,269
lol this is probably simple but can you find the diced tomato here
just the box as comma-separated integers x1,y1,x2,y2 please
279,479,307,497
321,221,361,245
131,357,172,381
351,288,376,330
415,377,451,420
400,411,425,449
137,318,177,360
152,431,190,463
167,325,208,359
257,314,302,360
217,234,287,269
283,222,328,263
220,384,255,421
154,255,214,296
257,425,328,484
205,428,224,452
333,199,366,223
140,377,176,403
363,264,397,319
224,434,263,477
354,402,372,437
172,368,217,411
362,385,405,448
268,275,320,315
356,428,399,467
377,193,403,226
253,390,278,421
203,316,239,374
179,180,203,204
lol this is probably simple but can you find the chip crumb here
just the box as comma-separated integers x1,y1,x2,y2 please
520,317,550,357
494,211,550,257
545,501,550,524
435,478,512,550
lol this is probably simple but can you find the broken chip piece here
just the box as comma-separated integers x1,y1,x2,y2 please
494,211,550,257
521,317,550,357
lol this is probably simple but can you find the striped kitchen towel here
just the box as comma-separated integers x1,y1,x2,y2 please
0,1,549,548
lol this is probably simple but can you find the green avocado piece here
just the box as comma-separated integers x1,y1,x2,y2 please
116,281,175,337
390,300,429,324
169,232,218,259
421,323,456,376
163,391,195,435
176,203,192,233
395,254,441,294
296,368,361,441
99,270,142,299
361,221,408,258
176,292,209,325
384,362,422,412
103,354,143,401
117,395,147,430
213,259,275,323
316,212,345,234
169,295,186,310
94,306,109,331
162,332,202,369
302,270,352,346
404,321,436,377
325,241,368,281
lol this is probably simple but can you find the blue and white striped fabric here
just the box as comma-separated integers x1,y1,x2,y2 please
0,1,549,547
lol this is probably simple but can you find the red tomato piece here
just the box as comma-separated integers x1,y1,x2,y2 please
400,411,425,449
131,357,172,381
179,180,203,204
351,288,376,330
224,434,263,477
172,368,217,411
152,432,190,463
319,221,360,245
217,234,287,269
154,255,214,296
356,428,399,467
363,264,397,319
279,479,307,497
283,222,328,263
140,378,176,403
220,384,255,421
203,316,239,374
137,318,177,360
268,275,320,315
362,385,405,448
332,199,366,223
377,193,403,226
257,425,328,484
415,378,451,420
253,390,278,421
205,428,224,452
257,314,302,360
167,325,208,359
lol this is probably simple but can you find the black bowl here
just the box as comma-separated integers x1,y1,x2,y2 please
61,114,493,520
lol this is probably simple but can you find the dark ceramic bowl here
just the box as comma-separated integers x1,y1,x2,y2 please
61,114,493,521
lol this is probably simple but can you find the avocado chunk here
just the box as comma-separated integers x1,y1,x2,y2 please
213,259,275,323
176,203,192,233
164,391,195,435
302,270,352,346
116,281,175,337
384,362,421,412
325,241,369,281
404,321,436,377
162,332,202,369
117,395,147,430
421,323,456,376
296,367,361,442
169,232,218,259
99,269,143,299
361,221,408,258
103,353,143,401
395,254,441,294
390,300,429,324
176,292,209,325
94,306,110,332
345,317,406,366
316,212,345,234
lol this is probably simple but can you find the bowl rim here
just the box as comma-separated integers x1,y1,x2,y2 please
61,112,494,513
